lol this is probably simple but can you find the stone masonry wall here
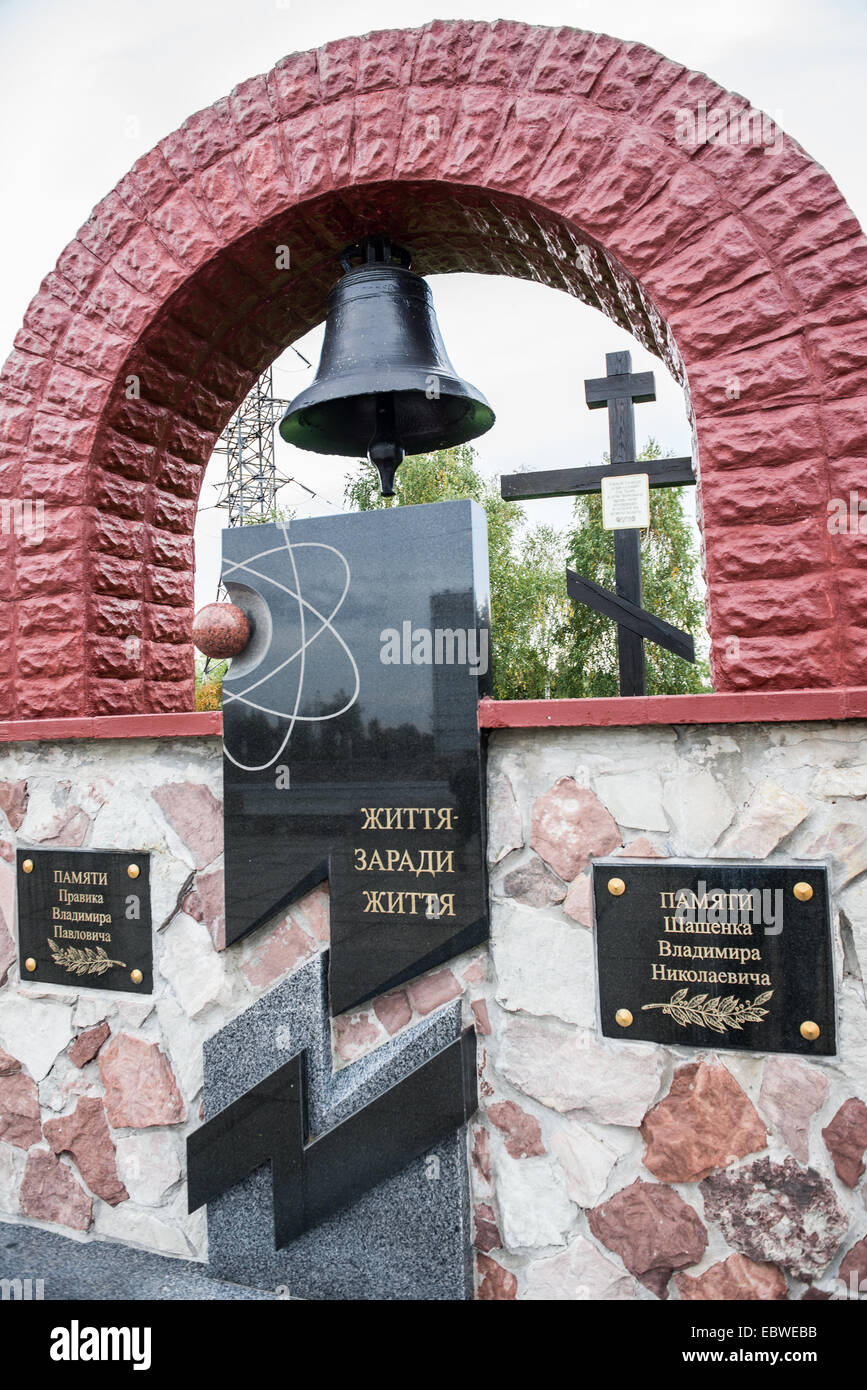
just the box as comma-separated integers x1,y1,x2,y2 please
474,721,867,1300
0,722,866,1299
0,733,486,1273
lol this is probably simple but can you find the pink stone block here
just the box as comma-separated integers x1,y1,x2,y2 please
562,873,592,926
0,780,28,830
676,1253,787,1301
0,1072,41,1148
152,782,222,869
372,991,412,1036
822,1097,867,1188
98,1035,185,1128
20,1150,92,1231
487,1099,545,1158
195,867,225,950
44,1096,128,1206
333,1011,383,1063
530,778,620,881
471,999,491,1036
239,918,315,990
407,968,462,1016
68,1021,110,1069
641,1062,767,1183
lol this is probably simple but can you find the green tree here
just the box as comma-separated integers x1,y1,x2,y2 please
344,446,570,699
240,504,295,526
195,656,228,711
552,440,710,697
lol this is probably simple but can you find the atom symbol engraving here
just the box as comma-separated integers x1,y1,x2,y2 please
221,521,360,773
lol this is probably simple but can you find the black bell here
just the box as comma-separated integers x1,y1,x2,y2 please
279,237,495,496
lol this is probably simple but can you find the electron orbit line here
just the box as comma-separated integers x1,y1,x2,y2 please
222,522,360,773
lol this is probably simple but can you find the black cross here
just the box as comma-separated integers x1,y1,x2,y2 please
500,350,697,697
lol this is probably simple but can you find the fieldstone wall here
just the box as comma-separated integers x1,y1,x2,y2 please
0,735,225,1259
474,721,867,1300
0,733,486,1274
1,721,866,1300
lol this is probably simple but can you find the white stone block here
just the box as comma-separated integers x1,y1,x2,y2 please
488,771,524,864
0,1141,26,1215
39,1054,97,1113
595,770,669,832
158,913,225,1019
550,1120,620,1207
662,768,735,855
113,998,155,1031
812,766,867,799
716,780,810,858
499,1013,665,1126
115,1131,183,1207
491,1147,577,1250
0,997,73,1081
523,1233,639,1300
492,905,595,1028
73,997,115,1029
95,1203,192,1259
155,997,205,1102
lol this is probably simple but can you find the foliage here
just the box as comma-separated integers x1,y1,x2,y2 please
195,656,227,711
240,503,295,526
194,442,710,708
344,442,710,699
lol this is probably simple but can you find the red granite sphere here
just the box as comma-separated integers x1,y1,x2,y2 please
192,603,250,659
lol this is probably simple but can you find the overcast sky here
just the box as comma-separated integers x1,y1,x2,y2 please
1,0,864,608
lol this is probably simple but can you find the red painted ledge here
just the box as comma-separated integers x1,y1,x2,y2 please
479,688,867,730
0,712,223,744
2,690,867,745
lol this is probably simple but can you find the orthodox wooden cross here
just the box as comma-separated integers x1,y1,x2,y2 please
500,350,697,697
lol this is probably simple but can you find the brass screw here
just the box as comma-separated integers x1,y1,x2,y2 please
24,957,36,973
793,881,813,902
21,859,33,874
130,969,143,985
800,1020,820,1041
615,1008,633,1028
607,876,626,897
127,864,140,879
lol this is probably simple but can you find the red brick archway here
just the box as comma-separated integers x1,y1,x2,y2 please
2,20,866,718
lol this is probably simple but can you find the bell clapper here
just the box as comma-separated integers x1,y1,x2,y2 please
368,393,405,498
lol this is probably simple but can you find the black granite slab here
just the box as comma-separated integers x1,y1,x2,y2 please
220,501,490,1014
16,848,152,995
593,860,836,1055
196,951,476,1300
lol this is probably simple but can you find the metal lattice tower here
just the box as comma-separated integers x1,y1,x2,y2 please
213,367,290,525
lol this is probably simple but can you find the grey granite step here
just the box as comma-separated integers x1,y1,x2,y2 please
0,1221,276,1301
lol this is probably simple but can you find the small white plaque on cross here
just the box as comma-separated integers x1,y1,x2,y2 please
601,473,650,531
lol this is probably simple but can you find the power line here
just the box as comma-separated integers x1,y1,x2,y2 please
212,365,291,526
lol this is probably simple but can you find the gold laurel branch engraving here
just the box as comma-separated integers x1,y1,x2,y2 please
641,988,774,1034
47,940,126,977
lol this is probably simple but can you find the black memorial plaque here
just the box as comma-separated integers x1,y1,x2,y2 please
16,848,152,994
593,860,835,1056
221,499,490,1015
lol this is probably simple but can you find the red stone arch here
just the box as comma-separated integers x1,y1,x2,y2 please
2,19,866,719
